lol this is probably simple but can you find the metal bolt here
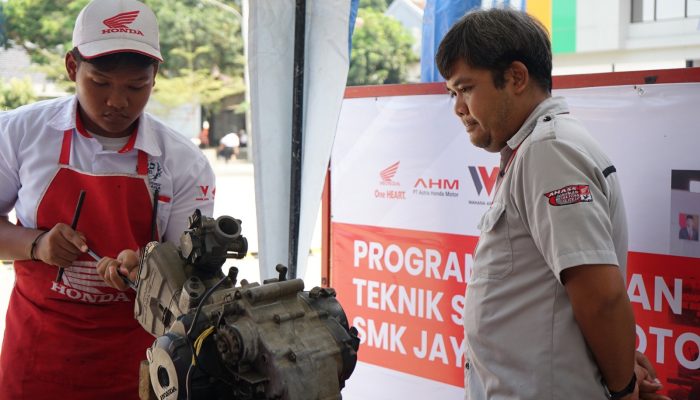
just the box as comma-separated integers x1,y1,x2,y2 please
217,340,229,354
309,287,320,299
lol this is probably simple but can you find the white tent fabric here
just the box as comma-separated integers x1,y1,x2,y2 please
247,0,352,280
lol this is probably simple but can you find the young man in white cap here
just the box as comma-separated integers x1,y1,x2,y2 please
0,0,215,398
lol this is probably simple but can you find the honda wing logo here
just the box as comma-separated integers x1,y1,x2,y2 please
104,11,140,29
102,11,144,35
380,161,400,186
50,261,131,304
375,161,405,200
468,166,499,196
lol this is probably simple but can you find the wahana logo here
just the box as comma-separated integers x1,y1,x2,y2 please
380,161,400,186
102,11,144,36
468,166,499,196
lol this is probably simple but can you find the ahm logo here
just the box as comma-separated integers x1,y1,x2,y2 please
103,11,140,29
380,161,400,186
468,166,500,196
414,178,459,190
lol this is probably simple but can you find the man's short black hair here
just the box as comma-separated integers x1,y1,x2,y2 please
435,8,552,93
70,47,158,72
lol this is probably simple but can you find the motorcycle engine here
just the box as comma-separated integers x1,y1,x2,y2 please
134,210,360,400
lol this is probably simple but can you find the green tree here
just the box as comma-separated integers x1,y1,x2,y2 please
152,69,244,113
0,77,37,110
1,0,85,64
0,0,244,109
359,0,391,11
147,0,244,78
348,9,417,86
147,0,244,108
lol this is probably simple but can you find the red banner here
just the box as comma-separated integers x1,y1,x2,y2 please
332,222,700,396
629,252,700,399
332,222,476,386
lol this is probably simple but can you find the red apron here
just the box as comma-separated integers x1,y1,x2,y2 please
0,127,157,399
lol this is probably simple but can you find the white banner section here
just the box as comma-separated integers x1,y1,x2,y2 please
248,0,351,280
331,82,700,399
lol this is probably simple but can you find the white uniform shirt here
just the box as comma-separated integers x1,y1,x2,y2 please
464,97,628,400
0,95,215,243
220,132,240,148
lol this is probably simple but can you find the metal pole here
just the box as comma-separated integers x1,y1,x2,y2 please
288,0,306,278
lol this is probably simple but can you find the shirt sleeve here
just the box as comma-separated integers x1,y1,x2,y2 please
0,116,21,217
162,154,216,243
511,139,619,281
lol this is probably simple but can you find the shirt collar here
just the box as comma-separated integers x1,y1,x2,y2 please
505,96,569,151
499,145,514,173
47,95,78,132
46,95,162,157
134,114,162,157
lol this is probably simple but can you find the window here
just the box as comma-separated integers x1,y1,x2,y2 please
632,0,700,22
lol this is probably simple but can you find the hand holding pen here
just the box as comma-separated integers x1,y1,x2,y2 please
56,190,86,282
95,249,138,291
45,190,134,290
30,191,89,282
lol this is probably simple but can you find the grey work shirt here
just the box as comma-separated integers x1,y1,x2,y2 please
463,97,628,400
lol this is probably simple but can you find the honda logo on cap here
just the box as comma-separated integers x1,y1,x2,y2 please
102,11,144,36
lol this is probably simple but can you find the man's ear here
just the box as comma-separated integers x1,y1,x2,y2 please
508,61,529,94
65,52,78,82
152,64,159,87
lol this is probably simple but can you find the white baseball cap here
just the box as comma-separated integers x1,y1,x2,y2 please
72,0,162,62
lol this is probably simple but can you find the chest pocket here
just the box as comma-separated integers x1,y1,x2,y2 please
474,202,513,279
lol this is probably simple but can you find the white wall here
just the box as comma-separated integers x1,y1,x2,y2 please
576,0,626,52
554,0,700,72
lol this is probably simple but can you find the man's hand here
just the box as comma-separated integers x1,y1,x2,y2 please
635,351,671,400
33,223,87,268
562,265,637,394
96,249,139,291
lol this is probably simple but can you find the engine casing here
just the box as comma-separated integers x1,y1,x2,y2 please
134,212,359,400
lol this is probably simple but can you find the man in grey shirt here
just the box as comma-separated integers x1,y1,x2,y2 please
436,8,668,400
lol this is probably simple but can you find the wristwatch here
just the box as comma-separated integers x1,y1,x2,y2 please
602,373,637,399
